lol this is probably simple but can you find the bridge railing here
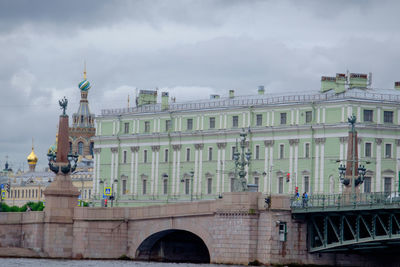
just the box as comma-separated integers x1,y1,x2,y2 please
291,191,400,212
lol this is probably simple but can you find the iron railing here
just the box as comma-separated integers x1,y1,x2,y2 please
101,90,400,116
291,191,400,212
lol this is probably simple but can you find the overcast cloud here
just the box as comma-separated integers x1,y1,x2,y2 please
1,0,400,170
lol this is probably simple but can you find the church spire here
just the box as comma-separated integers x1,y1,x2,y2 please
83,60,87,80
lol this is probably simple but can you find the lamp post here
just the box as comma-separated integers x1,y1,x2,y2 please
111,179,118,207
233,130,252,192
99,180,104,206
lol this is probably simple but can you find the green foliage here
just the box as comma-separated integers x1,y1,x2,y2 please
0,201,44,212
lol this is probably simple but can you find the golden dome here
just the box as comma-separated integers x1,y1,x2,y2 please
27,148,38,165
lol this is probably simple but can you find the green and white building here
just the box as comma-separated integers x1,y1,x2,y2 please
93,73,400,206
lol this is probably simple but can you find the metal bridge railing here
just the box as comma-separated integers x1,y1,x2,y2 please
291,191,400,212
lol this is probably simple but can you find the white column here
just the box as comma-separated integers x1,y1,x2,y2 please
97,153,101,193
201,115,204,130
198,149,203,194
398,109,400,125
136,119,140,133
271,111,275,126
242,112,246,127
264,146,268,193
314,144,319,193
110,152,114,183
376,142,382,192
176,150,181,195
269,146,274,193
175,117,178,131
357,106,361,121
93,153,97,194
114,151,119,195
247,111,251,127
377,107,381,124
179,116,182,131
217,148,221,193
150,151,155,195
322,107,326,124
266,111,270,126
289,144,293,193
98,121,102,135
221,148,226,192
294,144,298,190
132,120,135,134
112,121,116,135
219,114,223,129
291,109,294,125
194,149,199,194
172,150,177,195
154,150,159,194
347,106,353,117
397,142,400,192
319,142,325,193
224,114,227,128
317,108,320,123
296,109,299,125
196,116,200,130
130,151,134,195
134,152,138,195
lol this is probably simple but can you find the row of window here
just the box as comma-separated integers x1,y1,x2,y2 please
122,111,313,134
8,189,43,199
120,141,394,164
119,109,396,134
68,141,94,156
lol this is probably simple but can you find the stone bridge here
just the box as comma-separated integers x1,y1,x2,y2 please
0,192,396,266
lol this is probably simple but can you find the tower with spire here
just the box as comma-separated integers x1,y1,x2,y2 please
69,63,96,158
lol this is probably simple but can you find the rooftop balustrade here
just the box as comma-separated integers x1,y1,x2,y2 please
100,89,400,116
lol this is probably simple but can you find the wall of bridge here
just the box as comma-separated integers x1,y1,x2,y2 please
1,193,398,265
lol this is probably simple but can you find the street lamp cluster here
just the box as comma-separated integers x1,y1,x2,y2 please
47,152,79,174
233,130,252,192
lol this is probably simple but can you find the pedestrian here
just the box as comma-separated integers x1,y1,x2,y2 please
302,192,308,207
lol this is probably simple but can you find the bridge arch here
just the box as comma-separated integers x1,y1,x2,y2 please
135,229,210,263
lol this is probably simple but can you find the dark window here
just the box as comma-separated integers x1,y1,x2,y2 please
280,113,287,125
232,116,239,128
230,178,235,192
256,114,262,126
122,180,127,195
143,150,147,163
255,145,260,160
90,142,94,156
69,142,72,153
279,144,284,159
166,120,171,131
187,119,193,130
278,177,283,194
304,176,309,193
81,115,84,123
365,142,372,157
142,180,147,195
144,121,150,133
207,178,212,194
186,148,190,161
185,179,190,194
384,111,393,123
78,142,84,155
163,179,168,195
305,143,310,158
364,109,373,122
364,177,371,193
254,177,259,188
209,117,215,129
164,149,169,162
385,143,392,158
208,147,213,161
123,151,127,163
124,122,129,133
384,177,392,195
305,111,312,123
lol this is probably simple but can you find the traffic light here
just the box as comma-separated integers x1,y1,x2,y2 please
295,186,298,194
104,199,108,207
286,172,290,182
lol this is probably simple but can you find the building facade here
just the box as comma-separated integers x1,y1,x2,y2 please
93,73,400,207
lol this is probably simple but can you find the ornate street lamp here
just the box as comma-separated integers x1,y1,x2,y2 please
233,129,252,192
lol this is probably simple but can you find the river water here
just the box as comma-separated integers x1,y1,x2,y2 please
1,258,244,267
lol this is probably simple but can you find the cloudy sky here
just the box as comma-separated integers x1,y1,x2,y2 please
1,0,400,171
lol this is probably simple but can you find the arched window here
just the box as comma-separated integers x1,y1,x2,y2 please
78,142,84,155
90,142,94,156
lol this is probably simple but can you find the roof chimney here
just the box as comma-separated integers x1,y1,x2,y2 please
258,85,265,95
395,82,400,90
210,94,220,99
229,90,234,99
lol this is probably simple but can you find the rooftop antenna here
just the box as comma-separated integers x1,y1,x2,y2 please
127,95,130,109
346,69,350,85
83,60,87,80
